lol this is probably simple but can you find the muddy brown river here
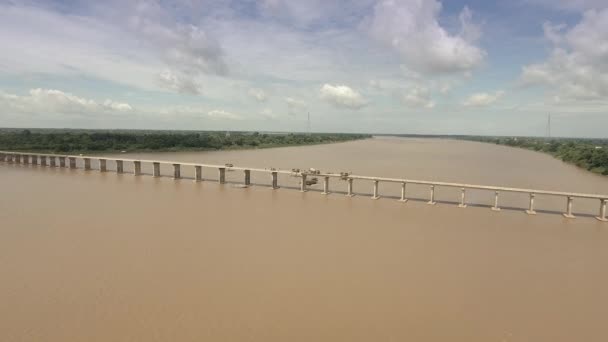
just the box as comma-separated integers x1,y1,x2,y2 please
1,137,607,341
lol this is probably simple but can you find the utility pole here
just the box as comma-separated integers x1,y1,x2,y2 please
307,111,311,135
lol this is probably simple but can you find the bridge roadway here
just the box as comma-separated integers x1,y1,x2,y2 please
1,150,606,221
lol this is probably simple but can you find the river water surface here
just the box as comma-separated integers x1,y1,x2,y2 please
1,137,607,341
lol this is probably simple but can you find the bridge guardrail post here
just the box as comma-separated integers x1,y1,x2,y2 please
563,196,575,218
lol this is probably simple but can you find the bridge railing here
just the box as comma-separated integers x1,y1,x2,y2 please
1,150,606,221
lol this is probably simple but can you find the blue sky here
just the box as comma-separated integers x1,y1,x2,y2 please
0,0,607,137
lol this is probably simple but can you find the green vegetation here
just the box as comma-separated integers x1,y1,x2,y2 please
0,129,370,153
461,136,608,176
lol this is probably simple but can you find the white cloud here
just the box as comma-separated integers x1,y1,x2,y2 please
285,97,307,115
521,8,608,101
158,70,202,94
366,0,485,74
462,91,505,107
401,86,435,108
525,0,607,11
0,88,132,116
248,88,268,102
319,84,367,109
207,109,243,120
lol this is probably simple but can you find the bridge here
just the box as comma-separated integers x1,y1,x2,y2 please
1,150,607,222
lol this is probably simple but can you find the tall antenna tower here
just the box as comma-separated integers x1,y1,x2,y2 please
307,111,311,134
547,113,551,138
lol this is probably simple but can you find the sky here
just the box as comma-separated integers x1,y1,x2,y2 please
0,0,607,137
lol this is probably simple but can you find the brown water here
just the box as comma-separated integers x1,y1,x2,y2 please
1,137,607,341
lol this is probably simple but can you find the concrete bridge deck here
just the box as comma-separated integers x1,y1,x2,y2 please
1,150,606,221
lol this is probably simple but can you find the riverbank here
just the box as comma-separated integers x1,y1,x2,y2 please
0,129,370,154
456,136,608,176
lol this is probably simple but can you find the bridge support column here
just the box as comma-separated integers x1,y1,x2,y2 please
31,155,38,165
427,185,436,205
116,160,123,173
84,158,91,170
346,178,354,197
59,157,66,167
596,199,607,222
195,166,202,181
491,191,501,211
563,196,575,218
458,188,467,208
300,174,307,192
68,157,76,169
372,180,380,200
99,159,107,172
322,176,330,195
152,162,160,177
243,169,250,186
526,193,536,215
6,154,13,163
23,155,30,164
133,161,141,175
173,164,181,179
218,168,225,184
271,171,279,189
40,156,47,166
0,153,4,162
399,182,408,202
15,154,21,163
49,156,56,167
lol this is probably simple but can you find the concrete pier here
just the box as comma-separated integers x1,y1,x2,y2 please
244,169,251,186
152,162,160,177
526,193,537,215
322,176,330,195
99,159,107,172
31,155,38,165
491,191,501,211
116,160,124,173
346,178,354,197
6,154,13,163
596,199,607,222
372,180,380,200
399,182,408,202
563,196,575,218
271,171,279,189
427,185,436,205
15,154,21,163
49,156,56,167
195,166,203,182
173,164,181,179
84,158,91,170
300,174,307,192
458,188,467,208
59,157,66,168
40,156,47,166
218,168,225,184
68,157,76,169
133,161,141,176
22,155,28,164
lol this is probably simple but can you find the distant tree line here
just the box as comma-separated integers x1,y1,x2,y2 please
461,136,608,176
0,129,370,153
